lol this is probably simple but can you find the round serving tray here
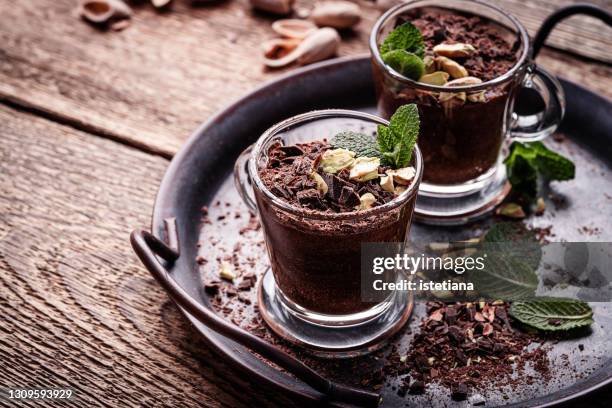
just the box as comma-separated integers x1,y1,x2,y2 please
147,55,612,407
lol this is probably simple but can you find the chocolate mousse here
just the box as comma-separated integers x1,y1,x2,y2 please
254,114,420,315
373,9,522,185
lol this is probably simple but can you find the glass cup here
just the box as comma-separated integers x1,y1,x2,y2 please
234,110,423,334
370,0,565,198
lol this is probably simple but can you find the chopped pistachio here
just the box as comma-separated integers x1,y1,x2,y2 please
467,91,487,103
400,355,408,363
310,172,328,195
419,71,449,86
219,262,236,281
357,193,376,210
427,357,435,365
433,42,476,58
535,197,546,215
435,56,468,78
320,148,355,174
349,157,380,182
496,203,526,219
386,167,415,185
423,55,436,74
394,185,407,195
379,175,395,193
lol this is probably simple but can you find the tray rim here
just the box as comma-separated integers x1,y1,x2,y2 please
150,54,612,407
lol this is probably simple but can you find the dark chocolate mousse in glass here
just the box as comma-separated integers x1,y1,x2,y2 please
370,0,564,196
234,110,423,328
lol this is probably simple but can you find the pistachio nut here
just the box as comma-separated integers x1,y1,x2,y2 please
311,1,361,29
310,172,329,195
357,193,376,210
271,19,317,39
349,157,380,182
219,262,236,281
435,56,468,78
379,175,395,193
386,167,415,185
433,42,476,58
419,71,449,86
439,76,481,106
423,55,436,74
320,148,355,173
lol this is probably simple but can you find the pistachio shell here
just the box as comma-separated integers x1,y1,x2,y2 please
419,71,449,86
263,27,340,68
433,42,476,58
78,0,132,24
357,193,376,210
151,0,172,8
272,19,317,39
320,148,355,173
435,56,468,78
349,157,380,182
311,1,361,29
262,38,301,60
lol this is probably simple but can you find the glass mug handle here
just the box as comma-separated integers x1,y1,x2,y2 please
233,144,258,213
509,64,566,142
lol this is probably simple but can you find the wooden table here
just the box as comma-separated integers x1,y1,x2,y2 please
1,1,610,406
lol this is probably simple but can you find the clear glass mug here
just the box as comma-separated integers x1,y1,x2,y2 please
370,0,565,196
234,110,423,327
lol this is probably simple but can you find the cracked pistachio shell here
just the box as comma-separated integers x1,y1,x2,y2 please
320,148,355,173
349,157,380,182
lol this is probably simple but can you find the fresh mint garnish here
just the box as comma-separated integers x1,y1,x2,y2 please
504,141,575,204
330,131,380,158
380,22,426,80
510,297,593,332
381,50,425,80
379,22,425,58
377,104,420,168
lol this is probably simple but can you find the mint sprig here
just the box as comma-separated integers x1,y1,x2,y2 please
504,141,575,204
377,104,420,168
380,22,425,57
510,297,593,332
329,131,380,158
379,22,425,80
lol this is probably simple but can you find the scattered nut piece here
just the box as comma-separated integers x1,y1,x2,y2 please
439,77,482,106
272,19,317,39
263,27,340,68
319,148,355,173
219,262,236,281
311,1,361,29
386,167,415,185
419,71,449,86
357,193,376,210
349,157,380,182
433,42,476,58
379,175,395,193
250,0,293,15
78,0,132,25
310,172,329,195
435,56,468,78
535,197,546,215
394,185,407,195
496,203,526,219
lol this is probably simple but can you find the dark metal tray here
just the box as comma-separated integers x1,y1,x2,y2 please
139,55,612,407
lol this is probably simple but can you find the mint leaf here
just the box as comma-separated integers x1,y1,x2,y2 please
380,22,425,58
330,131,380,158
504,141,574,204
530,142,575,181
510,297,593,332
377,104,420,168
381,50,425,80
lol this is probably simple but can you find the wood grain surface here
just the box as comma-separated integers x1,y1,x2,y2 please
0,0,611,406
0,0,610,157
0,105,293,407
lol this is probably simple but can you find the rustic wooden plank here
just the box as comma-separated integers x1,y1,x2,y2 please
0,104,295,407
0,0,610,158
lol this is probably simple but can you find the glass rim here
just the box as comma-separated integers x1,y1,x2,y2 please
248,109,424,221
369,0,531,92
